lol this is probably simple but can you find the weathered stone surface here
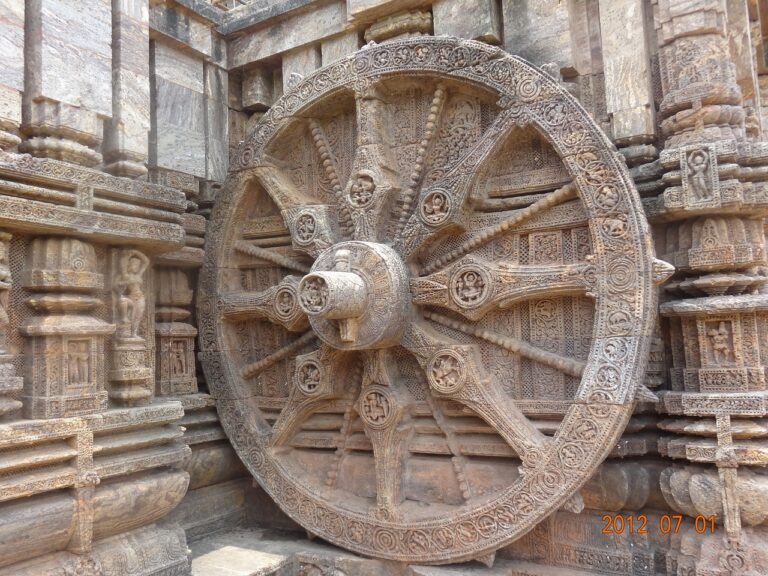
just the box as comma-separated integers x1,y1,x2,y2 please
321,32,361,66
599,0,655,144
228,2,345,68
242,67,273,111
433,0,501,44
503,0,575,74
282,45,321,92
149,1,214,58
152,76,206,177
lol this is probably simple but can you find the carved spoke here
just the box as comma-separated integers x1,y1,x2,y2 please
424,310,586,378
270,345,352,447
402,322,549,460
220,276,308,331
234,241,310,274
412,255,596,321
241,331,316,380
252,164,342,257
393,109,524,258
344,81,401,242
356,351,414,520
394,82,448,236
308,119,355,236
421,181,578,274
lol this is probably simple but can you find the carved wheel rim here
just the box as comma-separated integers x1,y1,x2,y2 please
199,37,658,564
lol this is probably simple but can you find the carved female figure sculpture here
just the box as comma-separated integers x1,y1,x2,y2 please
687,149,711,200
114,250,149,340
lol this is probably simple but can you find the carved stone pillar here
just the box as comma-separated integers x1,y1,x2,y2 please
103,0,151,178
155,268,197,396
652,1,768,573
19,237,114,418
21,0,112,167
109,248,154,406
0,1,24,151
0,232,22,420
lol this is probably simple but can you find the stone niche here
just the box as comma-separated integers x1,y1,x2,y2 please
19,237,114,419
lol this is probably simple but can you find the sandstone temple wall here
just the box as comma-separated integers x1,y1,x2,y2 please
0,1,767,575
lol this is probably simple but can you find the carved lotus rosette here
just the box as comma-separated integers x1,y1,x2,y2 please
199,37,660,564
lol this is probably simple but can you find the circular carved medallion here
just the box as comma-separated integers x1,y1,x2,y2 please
427,350,466,394
419,190,451,225
296,360,322,395
199,37,657,565
450,266,490,309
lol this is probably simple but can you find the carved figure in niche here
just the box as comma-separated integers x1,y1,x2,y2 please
275,288,295,317
67,340,90,385
300,277,328,313
421,190,450,224
708,321,732,364
362,390,390,425
349,170,376,207
296,214,317,242
171,340,186,376
114,250,150,340
701,218,719,249
453,269,486,305
298,361,321,393
687,149,712,200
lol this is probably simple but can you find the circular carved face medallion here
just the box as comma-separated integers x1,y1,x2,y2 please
200,37,657,565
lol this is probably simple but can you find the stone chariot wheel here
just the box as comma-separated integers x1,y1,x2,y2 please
199,37,667,565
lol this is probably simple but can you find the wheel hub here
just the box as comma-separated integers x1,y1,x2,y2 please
298,241,411,350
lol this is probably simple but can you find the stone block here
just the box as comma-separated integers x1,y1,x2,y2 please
24,0,113,115
228,71,243,110
229,109,248,158
321,31,361,65
149,1,213,58
229,1,345,67
153,42,205,93
599,0,655,144
113,15,150,75
0,0,24,92
23,99,103,146
153,77,206,177
40,0,112,58
283,45,322,93
104,69,151,160
212,33,227,67
347,0,428,22
114,0,149,21
503,0,575,75
433,0,501,44
0,86,22,128
205,65,228,103
206,98,229,182
242,67,273,111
